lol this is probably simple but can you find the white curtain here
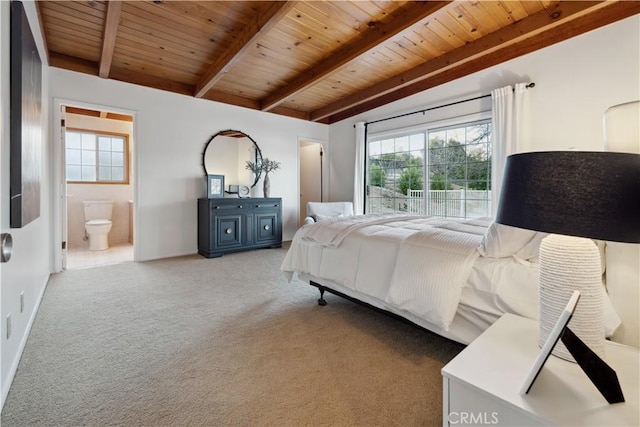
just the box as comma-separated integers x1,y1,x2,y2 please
353,122,366,215
491,83,530,216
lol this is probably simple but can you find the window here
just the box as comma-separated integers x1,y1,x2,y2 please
366,119,491,218
65,129,129,184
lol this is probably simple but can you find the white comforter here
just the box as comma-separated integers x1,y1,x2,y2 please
281,214,492,330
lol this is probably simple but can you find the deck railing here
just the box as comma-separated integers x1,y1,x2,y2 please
406,189,491,218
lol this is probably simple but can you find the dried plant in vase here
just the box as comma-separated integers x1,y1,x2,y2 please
245,160,262,177
246,158,281,197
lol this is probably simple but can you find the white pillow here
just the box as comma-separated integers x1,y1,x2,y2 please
479,222,542,259
514,231,549,261
314,213,343,222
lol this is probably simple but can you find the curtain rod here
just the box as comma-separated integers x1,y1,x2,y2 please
359,82,535,127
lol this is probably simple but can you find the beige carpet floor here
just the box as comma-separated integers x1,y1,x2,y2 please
1,245,465,426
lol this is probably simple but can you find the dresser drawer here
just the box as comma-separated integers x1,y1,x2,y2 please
208,201,247,211
250,200,281,210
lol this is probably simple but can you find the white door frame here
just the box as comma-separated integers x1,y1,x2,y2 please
52,98,138,272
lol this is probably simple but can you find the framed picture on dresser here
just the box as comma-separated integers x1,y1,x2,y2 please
207,175,224,198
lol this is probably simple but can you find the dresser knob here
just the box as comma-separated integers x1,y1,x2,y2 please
264,225,270,231
225,228,233,234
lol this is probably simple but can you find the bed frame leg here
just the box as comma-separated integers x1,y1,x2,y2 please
318,288,327,306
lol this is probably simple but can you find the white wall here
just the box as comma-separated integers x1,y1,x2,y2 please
0,0,51,409
49,69,328,261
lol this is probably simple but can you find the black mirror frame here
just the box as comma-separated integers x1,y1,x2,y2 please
202,129,263,192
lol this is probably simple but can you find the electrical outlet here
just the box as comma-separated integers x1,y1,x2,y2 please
20,291,24,313
6,314,11,339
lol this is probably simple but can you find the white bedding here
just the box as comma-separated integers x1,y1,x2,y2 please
385,224,484,330
281,214,621,344
282,215,493,332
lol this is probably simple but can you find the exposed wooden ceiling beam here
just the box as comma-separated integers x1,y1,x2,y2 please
194,1,297,98
50,52,99,75
311,1,632,123
109,66,194,96
201,89,310,121
49,50,310,122
35,2,51,65
201,89,261,109
260,1,452,112
98,0,122,79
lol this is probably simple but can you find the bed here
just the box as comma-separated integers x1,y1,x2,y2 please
281,213,620,345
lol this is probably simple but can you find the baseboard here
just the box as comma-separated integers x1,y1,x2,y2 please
1,274,50,412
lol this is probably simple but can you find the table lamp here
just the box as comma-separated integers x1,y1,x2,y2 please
495,151,640,363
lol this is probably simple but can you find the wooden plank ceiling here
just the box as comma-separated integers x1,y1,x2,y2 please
38,1,640,124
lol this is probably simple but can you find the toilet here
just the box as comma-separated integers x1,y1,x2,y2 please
83,200,113,251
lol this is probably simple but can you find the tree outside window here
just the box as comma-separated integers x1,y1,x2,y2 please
366,119,491,218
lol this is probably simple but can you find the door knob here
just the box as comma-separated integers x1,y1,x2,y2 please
1,233,13,263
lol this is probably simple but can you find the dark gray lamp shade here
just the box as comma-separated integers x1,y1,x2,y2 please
495,151,640,243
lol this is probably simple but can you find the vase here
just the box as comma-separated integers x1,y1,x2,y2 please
263,173,270,198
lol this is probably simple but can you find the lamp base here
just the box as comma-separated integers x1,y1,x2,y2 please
539,234,605,362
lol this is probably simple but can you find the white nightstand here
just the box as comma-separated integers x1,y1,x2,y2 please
441,313,639,426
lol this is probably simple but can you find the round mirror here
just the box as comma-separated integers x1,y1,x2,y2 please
202,130,263,193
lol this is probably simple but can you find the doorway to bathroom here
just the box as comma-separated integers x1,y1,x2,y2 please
60,103,135,270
